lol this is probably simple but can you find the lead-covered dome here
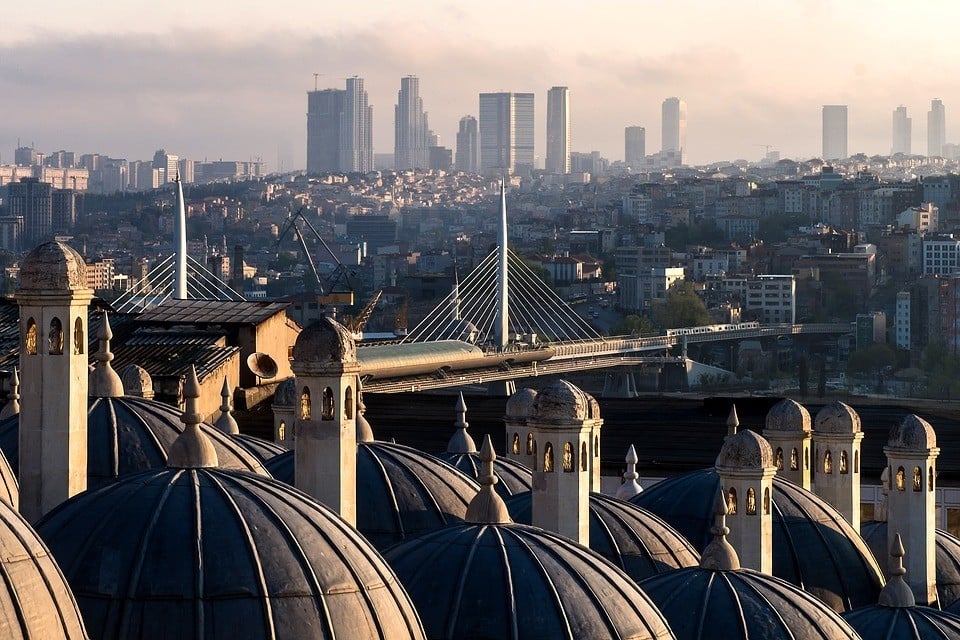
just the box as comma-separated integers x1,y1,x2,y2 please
815,401,861,434
0,396,268,488
232,433,286,462
267,441,478,549
0,447,17,509
505,388,537,419
632,468,884,611
765,398,812,433
532,380,596,424
272,378,297,408
715,429,774,469
37,467,425,640
384,523,674,640
888,414,937,449
292,317,357,364
437,451,532,498
18,241,87,291
845,605,960,639
505,490,700,581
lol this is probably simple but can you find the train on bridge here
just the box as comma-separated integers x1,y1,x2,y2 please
664,322,760,337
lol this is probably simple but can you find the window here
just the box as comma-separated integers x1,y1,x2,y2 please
300,388,311,420
512,433,520,455
930,466,935,492
840,450,849,474
823,450,833,474
581,442,587,471
544,443,554,472
913,466,922,492
321,387,334,421
775,447,783,470
25,319,37,355
804,448,809,470
48,318,63,355
727,487,737,515
790,448,799,471
73,317,84,355
746,488,757,515
526,433,534,455
594,435,599,458
278,421,286,441
562,442,574,472
854,450,859,474
344,387,354,419
763,487,770,515
896,466,905,491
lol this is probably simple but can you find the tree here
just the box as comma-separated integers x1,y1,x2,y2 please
611,314,656,336
846,344,898,376
798,356,809,398
652,282,711,329
817,359,827,398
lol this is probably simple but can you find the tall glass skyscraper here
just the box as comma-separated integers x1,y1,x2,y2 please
928,99,946,158
479,92,535,175
625,126,646,168
394,76,429,170
661,97,687,165
307,88,345,173
822,105,848,160
455,116,479,173
340,76,373,173
546,86,570,174
892,106,911,156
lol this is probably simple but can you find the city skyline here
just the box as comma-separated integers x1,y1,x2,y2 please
6,1,960,169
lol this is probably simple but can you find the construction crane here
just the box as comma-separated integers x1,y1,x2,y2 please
345,289,382,335
275,208,355,305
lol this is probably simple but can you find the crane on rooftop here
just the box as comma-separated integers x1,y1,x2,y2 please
275,208,355,305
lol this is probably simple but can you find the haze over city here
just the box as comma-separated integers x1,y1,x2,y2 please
4,0,960,170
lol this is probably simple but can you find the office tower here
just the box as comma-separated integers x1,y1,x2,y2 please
455,116,479,173
625,126,646,167
340,76,373,173
928,99,946,157
546,86,571,174
822,105,848,160
178,158,195,184
479,92,535,175
9,178,53,245
153,149,178,184
307,88,345,173
661,97,687,165
394,76,430,170
51,189,77,232
14,147,43,167
892,106,912,155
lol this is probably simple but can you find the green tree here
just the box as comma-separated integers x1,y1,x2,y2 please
846,344,898,376
653,282,711,329
611,314,656,336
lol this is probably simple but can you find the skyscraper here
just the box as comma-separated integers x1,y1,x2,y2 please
625,126,646,167
455,116,479,173
892,106,912,155
546,86,570,174
822,105,848,160
153,149,178,184
340,76,373,173
307,88,345,173
9,178,52,245
661,97,687,165
928,99,946,158
394,76,430,170
479,92,534,175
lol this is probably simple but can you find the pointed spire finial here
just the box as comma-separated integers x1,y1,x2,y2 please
446,392,477,454
878,533,916,608
89,310,124,398
615,444,644,500
465,434,512,524
356,386,375,443
726,404,739,437
213,377,239,435
167,365,219,468
699,488,741,571
0,368,19,419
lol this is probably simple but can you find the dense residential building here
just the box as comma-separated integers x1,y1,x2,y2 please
745,275,796,324
822,105,848,160
455,116,479,173
394,76,430,170
8,178,52,245
928,98,946,158
152,149,178,184
661,97,687,166
306,88,345,173
479,92,535,175
617,266,684,313
896,290,911,351
624,126,645,168
340,76,373,173
922,235,960,275
892,106,911,155
545,86,570,174
428,146,452,171
897,203,938,233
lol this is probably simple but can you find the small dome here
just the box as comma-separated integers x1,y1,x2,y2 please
18,241,87,291
272,378,297,408
640,565,860,639
384,523,673,640
844,606,960,640
815,401,861,434
232,434,287,463
120,364,154,397
292,317,357,365
267,441,478,549
505,388,537,419
37,467,425,640
715,429,774,469
764,398,811,433
437,451,532,498
0,396,268,489
888,414,937,450
532,380,593,424
505,491,700,582
633,468,884,612
0,499,86,639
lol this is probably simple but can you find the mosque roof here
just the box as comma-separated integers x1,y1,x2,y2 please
436,451,531,497
231,434,286,462
764,398,812,434
844,606,960,640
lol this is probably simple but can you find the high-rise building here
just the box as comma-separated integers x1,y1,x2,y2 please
822,105,848,160
152,150,178,184
394,76,430,170
14,147,43,167
661,97,687,165
928,99,946,158
546,86,570,174
51,189,77,233
892,106,912,155
9,178,52,245
479,92,535,175
455,116,479,173
625,126,646,167
340,76,373,173
307,88,345,173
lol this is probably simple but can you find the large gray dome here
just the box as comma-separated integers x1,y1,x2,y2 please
632,468,884,612
0,396,268,488
436,451,532,498
384,523,674,640
505,490,700,582
292,317,357,365
18,241,87,291
232,433,286,463
266,441,478,549
37,467,425,640
844,604,960,639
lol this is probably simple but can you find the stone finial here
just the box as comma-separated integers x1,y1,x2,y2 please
876,467,889,523
446,392,477,454
699,488,741,571
167,366,219,469
213,377,239,435
878,533,916,608
89,310,124,398
615,444,643,500
465,435,512,525
121,364,155,399
727,404,739,437
0,368,19,419
356,390,374,443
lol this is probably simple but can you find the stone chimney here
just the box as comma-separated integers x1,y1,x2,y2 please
812,401,864,531
762,398,812,490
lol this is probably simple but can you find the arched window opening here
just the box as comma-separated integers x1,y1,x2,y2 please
804,447,809,470
594,434,599,458
278,421,287,442
775,448,783,470
855,451,860,474
344,387,353,419
562,442,574,472
543,443,554,473
763,487,771,515
46,318,63,355
839,450,849,474
727,487,738,515
746,488,757,515
512,433,520,455
73,317,84,355
526,433,534,455
580,442,587,471
300,388,311,420
896,466,906,491
790,448,799,471
929,466,935,492
823,450,833,474
913,466,922,492
532,440,538,470
321,387,334,421
25,319,37,355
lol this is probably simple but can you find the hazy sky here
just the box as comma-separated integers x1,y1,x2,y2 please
3,0,959,170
